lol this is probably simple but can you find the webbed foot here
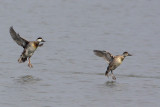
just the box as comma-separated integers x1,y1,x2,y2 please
112,75,116,80
28,63,33,68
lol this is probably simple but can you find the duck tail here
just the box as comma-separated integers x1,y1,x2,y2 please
18,55,27,63
105,67,110,77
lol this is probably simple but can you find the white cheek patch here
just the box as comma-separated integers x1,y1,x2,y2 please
37,39,42,42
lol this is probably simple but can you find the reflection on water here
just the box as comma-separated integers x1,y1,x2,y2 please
16,75,41,84
105,81,117,87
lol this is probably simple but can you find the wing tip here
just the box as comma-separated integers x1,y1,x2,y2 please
93,50,100,52
93,50,97,52
93,50,106,54
9,26,14,33
10,26,13,29
93,50,103,56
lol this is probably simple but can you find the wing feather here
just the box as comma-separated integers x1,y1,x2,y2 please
10,26,29,48
93,50,114,63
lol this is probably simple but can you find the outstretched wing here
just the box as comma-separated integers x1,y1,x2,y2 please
9,26,29,48
93,50,114,63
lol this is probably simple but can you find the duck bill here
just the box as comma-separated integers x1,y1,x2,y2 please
128,53,132,56
42,40,45,42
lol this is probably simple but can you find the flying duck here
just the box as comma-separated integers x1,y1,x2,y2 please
93,50,132,80
10,26,45,68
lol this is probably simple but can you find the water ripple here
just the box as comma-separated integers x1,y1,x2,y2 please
15,75,41,84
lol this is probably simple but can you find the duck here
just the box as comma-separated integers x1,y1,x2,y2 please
93,50,132,80
9,26,45,68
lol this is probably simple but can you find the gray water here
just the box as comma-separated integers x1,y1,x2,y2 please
0,0,160,107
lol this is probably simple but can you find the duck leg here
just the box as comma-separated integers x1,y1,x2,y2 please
28,57,33,68
105,70,110,78
105,66,110,78
111,71,116,80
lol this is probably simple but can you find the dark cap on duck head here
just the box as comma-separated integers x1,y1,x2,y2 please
123,52,132,56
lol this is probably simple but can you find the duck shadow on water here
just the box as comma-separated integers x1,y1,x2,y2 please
16,75,41,84
105,81,117,87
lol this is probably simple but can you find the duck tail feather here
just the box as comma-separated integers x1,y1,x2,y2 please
105,67,110,77
18,55,27,63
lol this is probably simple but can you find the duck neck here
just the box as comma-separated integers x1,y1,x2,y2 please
35,41,40,47
121,56,125,61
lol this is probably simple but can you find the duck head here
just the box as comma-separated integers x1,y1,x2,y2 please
36,37,45,42
123,52,132,57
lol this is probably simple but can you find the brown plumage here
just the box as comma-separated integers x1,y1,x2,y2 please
10,26,45,68
93,50,132,80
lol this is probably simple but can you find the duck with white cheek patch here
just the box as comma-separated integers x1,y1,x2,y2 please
10,26,45,68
